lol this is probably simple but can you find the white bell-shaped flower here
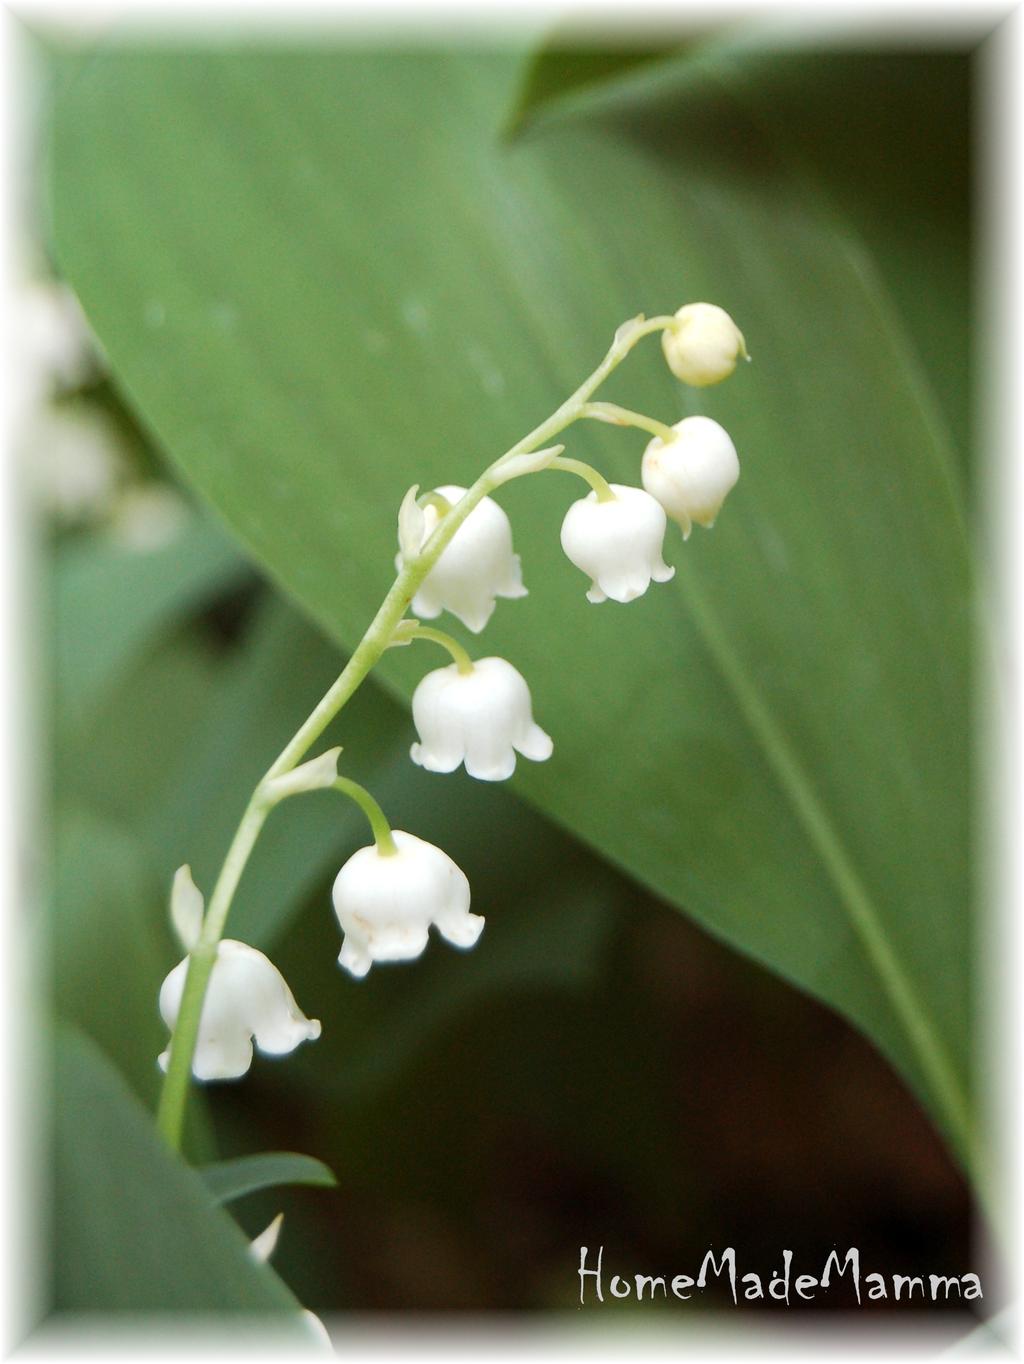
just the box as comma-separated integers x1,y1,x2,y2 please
332,831,482,978
642,415,740,537
560,484,675,604
662,303,747,387
398,484,526,633
410,656,553,781
158,941,321,1081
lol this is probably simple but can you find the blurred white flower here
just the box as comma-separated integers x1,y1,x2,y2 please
641,415,740,537
332,832,482,978
24,405,123,524
411,656,552,781
108,484,189,552
662,303,746,387
398,484,526,633
560,484,674,604
21,279,101,395
158,941,321,1081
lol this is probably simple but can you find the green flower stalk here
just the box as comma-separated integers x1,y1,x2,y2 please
155,311,710,1151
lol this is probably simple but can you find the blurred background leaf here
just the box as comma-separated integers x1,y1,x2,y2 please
46,39,976,1177
52,1026,307,1318
52,512,248,732
505,37,685,135
201,1152,337,1205
51,809,171,1107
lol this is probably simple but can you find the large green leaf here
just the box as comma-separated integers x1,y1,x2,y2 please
47,44,975,1171
51,1026,308,1318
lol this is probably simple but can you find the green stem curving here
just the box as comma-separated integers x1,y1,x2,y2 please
581,400,678,447
404,624,475,674
154,314,677,1152
546,456,617,503
331,776,397,855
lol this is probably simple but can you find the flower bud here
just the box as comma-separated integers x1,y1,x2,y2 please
641,415,740,537
411,656,553,781
397,484,426,561
397,484,526,634
246,1216,334,1343
560,484,674,604
170,864,204,951
249,1214,284,1264
332,832,482,978
158,941,321,1081
662,303,746,387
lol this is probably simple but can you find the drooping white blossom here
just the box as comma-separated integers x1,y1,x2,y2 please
158,941,321,1081
21,279,101,395
247,1215,333,1347
560,484,675,604
641,415,740,537
24,405,123,524
662,303,747,387
332,832,482,978
411,656,552,781
397,484,526,633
